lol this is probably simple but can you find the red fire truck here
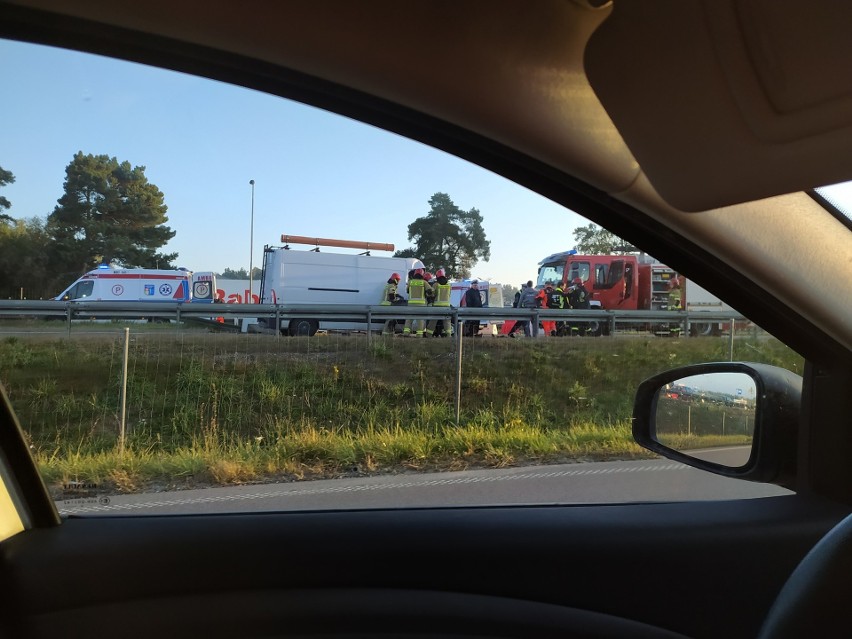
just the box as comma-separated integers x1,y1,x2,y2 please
535,251,732,336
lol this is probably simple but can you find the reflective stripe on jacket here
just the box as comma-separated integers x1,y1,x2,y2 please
434,282,451,307
408,279,427,305
380,282,397,305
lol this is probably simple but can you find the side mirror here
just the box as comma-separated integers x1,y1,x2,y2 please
632,362,801,488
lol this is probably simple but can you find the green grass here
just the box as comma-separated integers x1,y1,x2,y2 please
0,329,803,495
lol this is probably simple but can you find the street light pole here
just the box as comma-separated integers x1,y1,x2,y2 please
248,179,255,304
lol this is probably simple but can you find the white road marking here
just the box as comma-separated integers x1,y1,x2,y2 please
58,461,687,515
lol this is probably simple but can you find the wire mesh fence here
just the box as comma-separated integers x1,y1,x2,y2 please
0,316,801,453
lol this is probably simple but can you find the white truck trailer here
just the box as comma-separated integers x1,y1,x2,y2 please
258,235,424,336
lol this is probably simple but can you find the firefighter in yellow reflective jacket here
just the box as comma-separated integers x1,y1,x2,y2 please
424,268,453,337
403,268,431,336
380,272,402,335
667,277,683,336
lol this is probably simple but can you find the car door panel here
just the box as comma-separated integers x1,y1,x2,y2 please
1,496,847,639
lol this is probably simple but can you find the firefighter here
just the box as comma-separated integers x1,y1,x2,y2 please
380,272,402,335
537,281,558,337
554,282,568,336
568,276,590,335
403,268,431,336
425,268,453,337
423,272,436,304
667,277,683,336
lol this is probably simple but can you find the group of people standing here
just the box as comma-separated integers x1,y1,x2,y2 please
507,278,590,337
379,268,455,337
380,271,594,339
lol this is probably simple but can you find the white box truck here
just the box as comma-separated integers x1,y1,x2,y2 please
259,235,424,336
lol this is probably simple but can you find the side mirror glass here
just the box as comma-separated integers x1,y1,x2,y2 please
633,362,801,487
654,372,756,469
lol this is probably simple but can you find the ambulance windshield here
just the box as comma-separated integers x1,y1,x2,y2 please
62,280,94,300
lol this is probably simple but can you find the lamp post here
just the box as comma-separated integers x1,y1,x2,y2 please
248,179,255,304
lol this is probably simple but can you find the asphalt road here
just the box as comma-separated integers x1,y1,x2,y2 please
57,454,790,517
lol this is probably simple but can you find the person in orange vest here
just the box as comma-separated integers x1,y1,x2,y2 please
213,295,225,323
424,268,453,337
380,272,402,335
537,281,559,336
403,268,431,336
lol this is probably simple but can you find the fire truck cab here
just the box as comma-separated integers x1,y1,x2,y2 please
537,251,680,312
536,252,686,336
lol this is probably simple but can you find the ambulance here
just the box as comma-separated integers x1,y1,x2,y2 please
55,265,218,303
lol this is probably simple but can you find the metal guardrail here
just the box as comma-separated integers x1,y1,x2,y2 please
0,299,747,335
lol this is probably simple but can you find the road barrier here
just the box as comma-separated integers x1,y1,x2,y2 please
0,299,746,339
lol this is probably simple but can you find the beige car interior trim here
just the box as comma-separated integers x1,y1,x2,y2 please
0,476,25,541
585,0,852,211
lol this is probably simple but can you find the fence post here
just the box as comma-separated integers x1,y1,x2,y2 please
455,311,463,426
729,317,736,361
119,327,130,454
687,403,691,436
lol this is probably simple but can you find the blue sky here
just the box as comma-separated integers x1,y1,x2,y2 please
1,39,589,287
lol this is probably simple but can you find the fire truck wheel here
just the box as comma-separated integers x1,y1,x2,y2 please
289,319,319,337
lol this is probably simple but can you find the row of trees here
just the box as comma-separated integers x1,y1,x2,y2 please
0,153,176,299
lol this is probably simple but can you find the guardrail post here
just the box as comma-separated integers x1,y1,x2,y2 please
367,308,372,345
275,306,281,340
66,302,72,337
609,312,616,337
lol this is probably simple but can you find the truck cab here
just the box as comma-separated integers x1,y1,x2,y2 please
537,252,645,310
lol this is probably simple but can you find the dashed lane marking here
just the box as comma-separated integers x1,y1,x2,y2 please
58,462,688,515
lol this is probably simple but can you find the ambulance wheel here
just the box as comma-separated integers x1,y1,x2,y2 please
289,319,318,337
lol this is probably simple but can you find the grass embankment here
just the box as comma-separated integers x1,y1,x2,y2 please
0,328,802,495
